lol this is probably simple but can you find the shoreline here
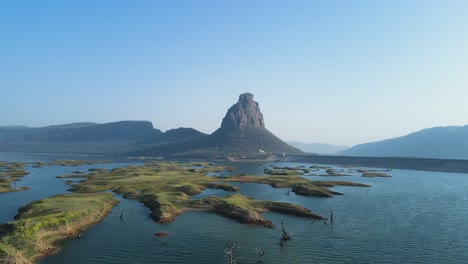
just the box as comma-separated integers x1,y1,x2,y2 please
0,193,119,264
287,155,468,173
34,199,118,262
3,151,468,173
0,162,30,193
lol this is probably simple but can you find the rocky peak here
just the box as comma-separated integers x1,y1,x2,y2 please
219,93,265,133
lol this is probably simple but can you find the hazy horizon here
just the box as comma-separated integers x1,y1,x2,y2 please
2,1,468,146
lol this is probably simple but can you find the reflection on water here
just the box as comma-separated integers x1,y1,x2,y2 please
1,154,467,263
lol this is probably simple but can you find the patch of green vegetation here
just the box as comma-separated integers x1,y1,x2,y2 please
220,174,370,195
309,165,332,170
291,185,343,197
31,162,45,168
354,168,391,177
264,165,310,175
190,194,324,227
0,193,118,263
0,162,30,193
264,169,302,176
362,172,391,178
55,174,87,179
64,162,239,223
63,161,369,225
33,160,112,167
200,182,240,192
88,168,108,173
319,168,350,177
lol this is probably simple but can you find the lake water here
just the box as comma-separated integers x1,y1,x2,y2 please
1,153,467,263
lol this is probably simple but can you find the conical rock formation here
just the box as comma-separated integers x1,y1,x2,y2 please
139,93,302,158
219,93,265,133
210,93,302,156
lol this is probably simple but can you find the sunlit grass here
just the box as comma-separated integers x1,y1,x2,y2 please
63,161,369,225
0,193,118,263
0,162,29,193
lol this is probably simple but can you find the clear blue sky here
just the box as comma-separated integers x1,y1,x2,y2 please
1,0,468,146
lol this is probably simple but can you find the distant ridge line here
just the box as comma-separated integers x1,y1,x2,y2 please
288,155,468,173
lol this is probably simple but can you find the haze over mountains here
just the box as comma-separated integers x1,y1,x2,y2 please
340,126,468,160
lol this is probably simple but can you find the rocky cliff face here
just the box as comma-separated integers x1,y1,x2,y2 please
133,93,304,158
219,93,265,133
207,93,303,156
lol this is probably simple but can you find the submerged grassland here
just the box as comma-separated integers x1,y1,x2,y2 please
0,161,371,263
0,159,113,193
32,159,112,168
0,162,29,193
0,193,118,264
62,161,369,224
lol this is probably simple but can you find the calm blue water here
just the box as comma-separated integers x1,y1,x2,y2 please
1,154,467,263
0,152,140,223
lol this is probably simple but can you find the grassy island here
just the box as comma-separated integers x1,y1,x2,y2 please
60,161,369,225
223,174,369,197
362,172,391,177
0,161,372,263
0,193,118,264
190,194,324,227
1,159,112,193
264,165,310,175
0,162,30,193
319,168,351,177
358,169,392,178
33,159,111,168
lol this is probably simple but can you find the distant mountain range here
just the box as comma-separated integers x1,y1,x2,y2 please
0,121,206,155
286,141,349,154
340,126,468,160
0,93,301,158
